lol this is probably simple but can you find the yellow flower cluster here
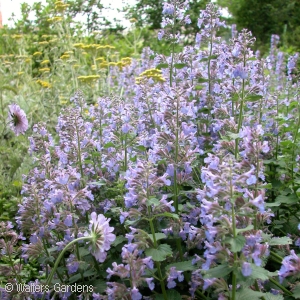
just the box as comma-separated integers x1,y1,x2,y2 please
135,68,165,84
39,41,49,46
12,34,23,40
39,68,50,73
55,0,70,11
33,52,43,56
41,59,50,65
36,79,52,88
47,16,63,23
77,75,100,82
72,43,115,51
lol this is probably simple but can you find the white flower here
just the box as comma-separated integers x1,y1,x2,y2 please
8,104,28,136
86,212,116,262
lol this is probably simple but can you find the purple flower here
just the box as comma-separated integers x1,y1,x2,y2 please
232,65,248,79
8,103,29,136
241,262,252,276
86,212,116,262
131,287,142,300
162,3,175,15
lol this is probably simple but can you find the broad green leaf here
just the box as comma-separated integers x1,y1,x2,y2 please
112,235,126,247
88,280,107,293
155,212,179,219
148,233,167,242
68,273,82,283
145,244,173,261
136,145,147,151
194,85,204,90
166,260,197,272
174,63,187,69
197,78,209,83
249,264,269,280
146,197,160,207
292,283,300,298
78,247,90,257
83,269,96,277
245,95,263,102
156,63,169,69
225,235,246,252
203,264,232,279
275,194,298,204
269,236,292,246
236,225,254,234
228,132,240,140
263,293,284,299
104,142,115,148
235,288,265,300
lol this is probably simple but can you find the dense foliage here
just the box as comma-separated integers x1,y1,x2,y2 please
1,0,300,300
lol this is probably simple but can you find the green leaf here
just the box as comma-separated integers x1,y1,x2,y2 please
235,288,265,300
263,293,284,300
236,225,254,234
136,145,147,151
275,194,298,204
68,273,82,284
155,212,179,219
166,260,197,272
225,235,246,252
88,279,107,293
249,264,270,280
78,247,90,257
145,244,173,261
228,132,240,140
104,142,115,148
155,290,182,300
83,269,96,277
247,57,257,61
148,233,167,242
269,236,292,246
245,95,263,102
156,63,169,69
194,85,204,90
112,235,127,247
174,63,187,69
197,78,209,83
292,283,300,298
203,264,232,279
146,197,160,207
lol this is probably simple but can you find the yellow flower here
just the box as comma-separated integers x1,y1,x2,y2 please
60,54,70,60
36,79,52,88
17,72,24,76
64,51,73,54
25,58,31,63
95,57,105,62
41,59,50,65
12,34,23,40
129,18,137,23
73,43,84,48
33,52,42,56
39,41,49,45
39,67,50,73
77,75,100,82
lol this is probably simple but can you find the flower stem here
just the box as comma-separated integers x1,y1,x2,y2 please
41,236,92,300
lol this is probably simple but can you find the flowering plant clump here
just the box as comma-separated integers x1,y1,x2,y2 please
2,1,300,300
